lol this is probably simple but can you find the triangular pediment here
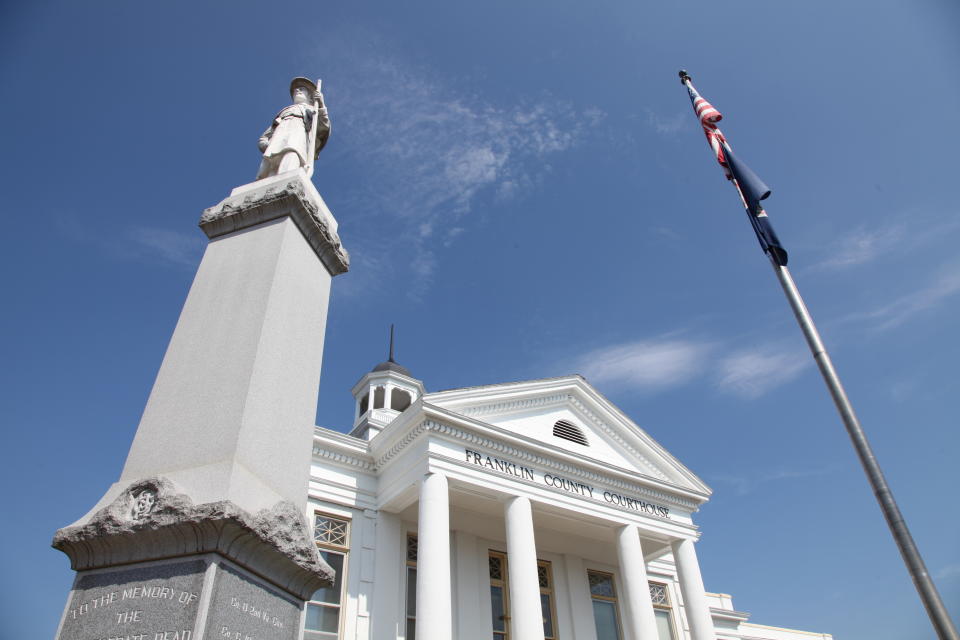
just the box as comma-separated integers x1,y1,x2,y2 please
424,376,710,497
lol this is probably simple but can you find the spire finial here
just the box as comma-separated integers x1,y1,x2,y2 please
388,324,396,363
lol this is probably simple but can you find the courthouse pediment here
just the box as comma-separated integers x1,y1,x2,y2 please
424,375,710,497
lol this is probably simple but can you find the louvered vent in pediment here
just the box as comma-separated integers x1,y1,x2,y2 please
553,419,588,446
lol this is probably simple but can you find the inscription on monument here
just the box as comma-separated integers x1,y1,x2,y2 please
205,562,301,640
58,560,205,640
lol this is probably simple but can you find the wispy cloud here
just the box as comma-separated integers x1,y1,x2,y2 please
711,466,834,496
810,224,906,271
570,335,810,399
644,109,688,135
54,212,204,269
323,41,602,297
935,564,960,581
128,227,204,268
574,338,714,392
810,217,960,272
838,262,960,332
715,344,810,399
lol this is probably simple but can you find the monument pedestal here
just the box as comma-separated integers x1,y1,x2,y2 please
53,169,349,640
54,477,329,640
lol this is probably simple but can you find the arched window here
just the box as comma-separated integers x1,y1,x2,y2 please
373,386,386,409
391,388,412,412
553,419,588,446
359,393,369,414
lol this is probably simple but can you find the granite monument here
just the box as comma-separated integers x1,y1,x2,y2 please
52,76,349,640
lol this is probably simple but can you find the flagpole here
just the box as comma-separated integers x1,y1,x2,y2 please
677,70,958,640
771,260,958,640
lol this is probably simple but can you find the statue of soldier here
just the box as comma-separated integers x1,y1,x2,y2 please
256,77,330,180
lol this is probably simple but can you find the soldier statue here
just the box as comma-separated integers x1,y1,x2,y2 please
256,77,330,180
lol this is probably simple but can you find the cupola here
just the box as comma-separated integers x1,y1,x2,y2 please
350,326,424,441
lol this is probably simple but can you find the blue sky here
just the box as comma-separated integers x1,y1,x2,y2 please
1,1,958,638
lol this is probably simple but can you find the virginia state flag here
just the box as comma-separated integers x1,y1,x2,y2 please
722,146,788,266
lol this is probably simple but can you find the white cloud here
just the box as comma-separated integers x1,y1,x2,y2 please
570,336,811,399
644,109,688,135
128,227,205,268
810,217,960,272
336,66,586,224
711,466,833,496
55,213,205,270
575,338,713,391
839,262,960,331
935,564,960,581
811,224,906,271
316,39,602,297
715,345,809,398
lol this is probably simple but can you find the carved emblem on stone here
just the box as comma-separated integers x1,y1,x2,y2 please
53,476,336,597
130,489,157,521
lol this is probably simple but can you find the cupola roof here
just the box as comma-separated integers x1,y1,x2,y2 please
371,325,413,377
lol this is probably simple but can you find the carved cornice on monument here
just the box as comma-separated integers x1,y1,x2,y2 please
200,171,349,276
52,477,333,601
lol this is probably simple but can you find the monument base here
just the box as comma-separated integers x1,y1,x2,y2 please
53,477,332,640
57,555,302,640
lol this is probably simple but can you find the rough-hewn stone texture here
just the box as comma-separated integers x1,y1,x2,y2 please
53,477,333,600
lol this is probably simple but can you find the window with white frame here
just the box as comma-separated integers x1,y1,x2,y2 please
649,581,676,640
304,513,350,639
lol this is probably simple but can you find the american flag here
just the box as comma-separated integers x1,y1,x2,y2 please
685,82,730,179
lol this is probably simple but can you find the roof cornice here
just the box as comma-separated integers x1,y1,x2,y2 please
427,376,711,494
370,403,708,510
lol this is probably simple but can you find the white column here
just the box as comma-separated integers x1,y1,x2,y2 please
671,538,714,640
563,554,598,640
417,473,452,640
453,531,485,640
615,525,659,640
504,496,545,640
371,511,403,640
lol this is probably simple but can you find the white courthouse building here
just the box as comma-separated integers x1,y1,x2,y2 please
303,357,833,640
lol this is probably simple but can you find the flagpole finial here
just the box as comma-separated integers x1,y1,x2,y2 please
679,69,691,84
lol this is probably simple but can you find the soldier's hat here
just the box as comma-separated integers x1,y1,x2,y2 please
290,77,317,99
